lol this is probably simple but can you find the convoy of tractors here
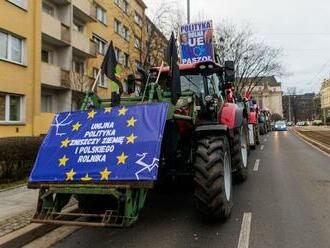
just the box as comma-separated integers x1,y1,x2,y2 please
28,27,273,228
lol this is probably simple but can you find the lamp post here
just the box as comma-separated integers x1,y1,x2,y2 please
187,0,190,24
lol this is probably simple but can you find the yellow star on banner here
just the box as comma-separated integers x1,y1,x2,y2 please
100,168,111,180
127,117,137,127
66,168,76,181
104,107,112,113
81,174,92,181
118,106,128,116
117,152,128,165
87,110,97,119
58,155,69,167
72,121,82,131
61,138,70,148
126,133,137,144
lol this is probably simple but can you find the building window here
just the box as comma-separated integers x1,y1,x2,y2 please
72,60,84,76
114,0,129,13
42,1,54,16
0,93,23,123
134,36,141,49
0,31,24,64
96,5,107,24
122,26,129,41
93,35,107,55
124,53,129,68
8,0,27,10
114,47,121,63
134,12,143,27
114,19,121,34
41,95,52,112
93,68,107,88
73,21,84,33
41,49,53,64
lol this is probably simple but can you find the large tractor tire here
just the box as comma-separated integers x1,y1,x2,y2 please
194,135,233,219
232,125,249,182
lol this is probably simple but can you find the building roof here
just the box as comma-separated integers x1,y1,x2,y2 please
238,76,281,87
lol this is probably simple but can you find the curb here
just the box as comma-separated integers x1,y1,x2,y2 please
292,129,330,157
0,184,27,193
0,205,77,248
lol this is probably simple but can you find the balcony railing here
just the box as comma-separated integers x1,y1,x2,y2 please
72,0,97,22
72,30,97,57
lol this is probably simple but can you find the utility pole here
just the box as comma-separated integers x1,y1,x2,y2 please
187,0,190,24
288,95,291,122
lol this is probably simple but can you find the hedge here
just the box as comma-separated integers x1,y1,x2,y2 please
0,136,44,183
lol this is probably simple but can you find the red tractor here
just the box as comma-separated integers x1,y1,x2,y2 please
244,94,260,149
149,60,250,218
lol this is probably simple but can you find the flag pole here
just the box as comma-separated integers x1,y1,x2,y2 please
155,61,164,85
91,69,101,92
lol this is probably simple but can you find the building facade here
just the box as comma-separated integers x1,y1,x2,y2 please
0,0,167,137
246,76,283,116
320,79,330,124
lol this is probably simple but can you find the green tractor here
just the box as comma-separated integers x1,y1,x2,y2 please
28,60,249,227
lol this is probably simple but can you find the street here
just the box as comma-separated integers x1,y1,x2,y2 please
47,130,330,248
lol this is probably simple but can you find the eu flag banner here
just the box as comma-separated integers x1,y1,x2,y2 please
180,20,214,64
29,103,168,182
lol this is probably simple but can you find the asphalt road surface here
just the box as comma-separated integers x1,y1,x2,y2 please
52,131,330,248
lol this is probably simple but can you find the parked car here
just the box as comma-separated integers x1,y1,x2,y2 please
312,120,323,126
286,121,293,126
275,121,287,131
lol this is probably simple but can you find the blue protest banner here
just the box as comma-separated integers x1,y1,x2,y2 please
180,20,214,64
29,103,168,182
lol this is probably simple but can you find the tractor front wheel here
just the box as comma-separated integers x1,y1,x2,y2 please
232,125,249,182
194,135,233,219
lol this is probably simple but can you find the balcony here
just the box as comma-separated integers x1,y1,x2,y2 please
72,30,97,58
47,0,71,5
72,0,96,22
41,62,71,88
42,12,70,46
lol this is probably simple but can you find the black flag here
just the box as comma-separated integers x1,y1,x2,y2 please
101,41,117,82
164,32,181,104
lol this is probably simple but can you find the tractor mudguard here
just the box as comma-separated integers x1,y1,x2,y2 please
195,124,228,133
249,112,257,125
219,103,244,129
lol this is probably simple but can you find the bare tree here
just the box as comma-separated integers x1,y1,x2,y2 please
66,71,93,110
214,22,283,94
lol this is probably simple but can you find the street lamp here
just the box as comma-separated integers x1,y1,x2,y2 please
187,0,190,24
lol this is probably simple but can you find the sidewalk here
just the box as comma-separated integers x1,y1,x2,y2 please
0,186,38,237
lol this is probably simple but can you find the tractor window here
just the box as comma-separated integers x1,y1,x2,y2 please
206,74,221,96
180,75,204,96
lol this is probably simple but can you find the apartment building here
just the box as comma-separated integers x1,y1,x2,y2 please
320,79,330,124
0,0,167,137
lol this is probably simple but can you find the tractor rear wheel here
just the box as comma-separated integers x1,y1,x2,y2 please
194,135,233,219
232,125,249,182
255,125,260,145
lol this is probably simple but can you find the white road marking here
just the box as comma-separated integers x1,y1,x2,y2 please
260,145,264,150
237,212,252,248
253,159,260,171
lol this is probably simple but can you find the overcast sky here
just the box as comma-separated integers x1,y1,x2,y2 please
144,0,330,94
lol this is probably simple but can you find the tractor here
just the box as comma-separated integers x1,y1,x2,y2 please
28,60,249,226
244,95,260,149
